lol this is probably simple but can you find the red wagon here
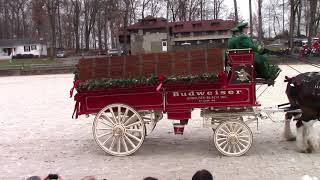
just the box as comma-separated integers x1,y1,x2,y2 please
71,48,263,156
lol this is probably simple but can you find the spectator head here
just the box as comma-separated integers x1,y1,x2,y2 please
192,169,213,180
143,177,158,180
26,176,41,180
80,176,98,180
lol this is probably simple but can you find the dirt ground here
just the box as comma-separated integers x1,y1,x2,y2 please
1,64,320,180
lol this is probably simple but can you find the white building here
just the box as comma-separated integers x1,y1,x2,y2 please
0,39,47,60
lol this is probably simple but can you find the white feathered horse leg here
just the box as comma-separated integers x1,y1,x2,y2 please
296,120,319,153
284,112,296,141
304,120,319,152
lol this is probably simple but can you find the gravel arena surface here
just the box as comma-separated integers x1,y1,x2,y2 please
1,64,320,180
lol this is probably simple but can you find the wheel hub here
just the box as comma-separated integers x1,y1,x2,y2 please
227,133,238,144
112,125,125,137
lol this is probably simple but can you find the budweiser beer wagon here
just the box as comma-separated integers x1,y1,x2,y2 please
70,48,265,157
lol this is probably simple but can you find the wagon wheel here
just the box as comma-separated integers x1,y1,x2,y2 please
213,120,253,157
93,104,146,156
139,110,163,136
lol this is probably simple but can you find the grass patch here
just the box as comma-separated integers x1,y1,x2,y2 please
0,58,57,67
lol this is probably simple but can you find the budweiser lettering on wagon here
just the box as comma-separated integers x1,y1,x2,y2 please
167,89,248,104
172,90,242,97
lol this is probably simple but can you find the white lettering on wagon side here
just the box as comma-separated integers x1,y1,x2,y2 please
172,90,243,97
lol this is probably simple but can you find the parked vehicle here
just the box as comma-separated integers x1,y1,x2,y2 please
107,49,123,56
56,50,66,58
265,39,290,55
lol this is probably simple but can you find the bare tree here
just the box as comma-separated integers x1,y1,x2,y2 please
258,0,263,42
233,0,238,23
296,0,302,36
71,0,81,52
308,0,318,45
249,0,252,37
45,0,60,57
83,0,100,51
141,0,151,19
213,0,224,19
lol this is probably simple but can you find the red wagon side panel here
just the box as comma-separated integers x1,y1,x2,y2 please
74,86,163,116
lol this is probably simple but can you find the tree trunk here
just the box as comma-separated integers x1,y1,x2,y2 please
249,0,253,38
308,0,318,45
123,0,130,55
258,0,263,43
97,11,102,52
200,0,203,20
283,0,285,34
58,4,63,49
233,0,238,23
297,0,302,36
72,0,81,53
166,0,170,51
289,0,295,49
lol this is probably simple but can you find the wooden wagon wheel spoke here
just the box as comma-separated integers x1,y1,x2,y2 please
124,114,138,126
213,120,253,157
102,135,113,145
125,121,141,128
219,127,229,135
98,120,113,128
101,113,115,126
225,124,232,133
97,128,112,131
121,136,129,152
124,134,136,149
121,108,129,123
139,110,162,136
93,104,145,156
97,132,112,138
216,133,228,137
235,143,241,152
125,132,142,142
126,129,143,133
117,105,122,123
109,136,116,150
117,137,121,153
109,108,118,124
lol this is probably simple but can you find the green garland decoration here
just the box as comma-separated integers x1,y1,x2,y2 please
78,73,218,90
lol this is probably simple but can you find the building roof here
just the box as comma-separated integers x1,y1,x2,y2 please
126,16,235,33
127,15,168,30
170,19,235,33
0,39,43,47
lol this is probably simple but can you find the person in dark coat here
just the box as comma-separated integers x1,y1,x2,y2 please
192,169,213,180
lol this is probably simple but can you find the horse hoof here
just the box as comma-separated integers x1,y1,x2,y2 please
306,147,313,153
287,137,296,141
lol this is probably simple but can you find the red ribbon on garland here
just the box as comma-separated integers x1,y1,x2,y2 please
72,93,82,119
70,80,80,98
156,74,166,91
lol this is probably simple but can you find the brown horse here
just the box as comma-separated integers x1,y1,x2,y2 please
284,72,320,153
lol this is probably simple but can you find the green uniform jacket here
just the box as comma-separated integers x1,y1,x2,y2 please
227,35,238,49
235,33,262,53
234,33,281,82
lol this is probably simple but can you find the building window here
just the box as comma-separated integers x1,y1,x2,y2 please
162,41,167,47
24,46,30,52
31,45,37,50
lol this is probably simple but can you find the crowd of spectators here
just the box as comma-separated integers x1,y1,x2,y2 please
24,169,214,180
